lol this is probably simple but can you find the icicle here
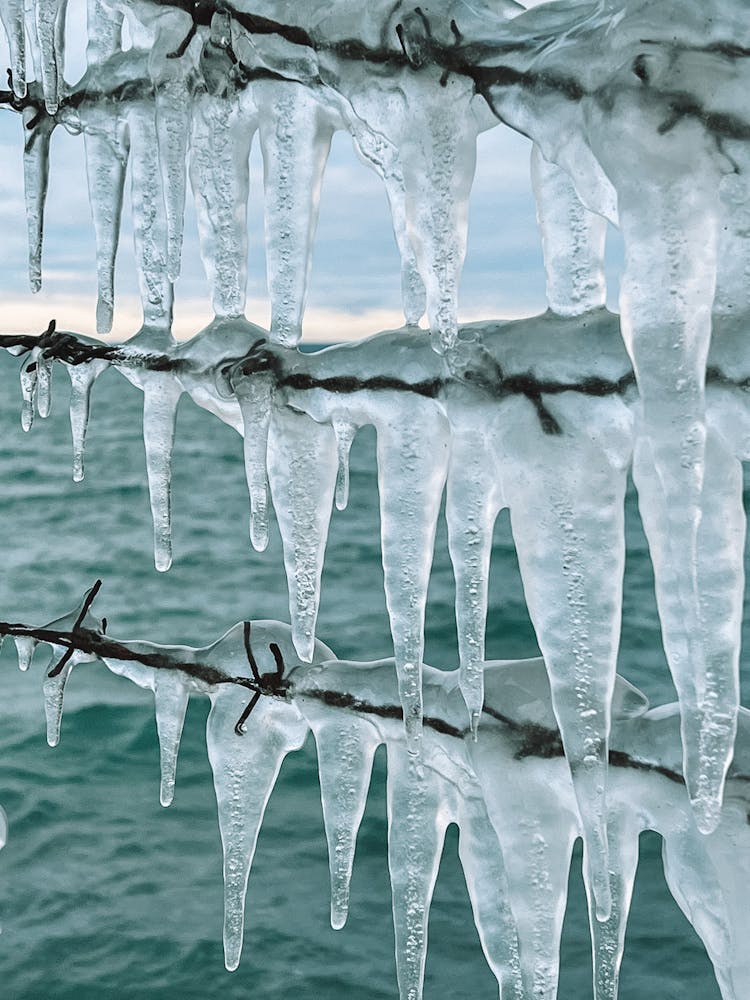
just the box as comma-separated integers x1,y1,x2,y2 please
394,71,478,353
141,374,183,572
19,355,37,431
256,81,334,346
14,635,37,672
445,423,504,734
150,14,193,283
34,0,68,113
661,826,734,977
85,0,123,65
37,582,105,747
128,103,174,337
456,790,525,1000
154,673,190,807
22,104,54,293
306,710,380,929
585,811,640,1000
35,354,52,418
349,123,426,328
633,428,743,835
232,368,273,553
332,417,357,512
0,0,26,97
189,88,255,319
83,122,128,334
206,687,308,972
67,359,108,482
469,668,579,1000
530,144,608,317
618,179,722,834
0,804,7,850
267,408,337,661
386,747,447,1000
500,407,631,920
42,648,76,747
376,401,450,754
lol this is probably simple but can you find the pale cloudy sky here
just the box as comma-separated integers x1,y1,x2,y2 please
0,1,623,342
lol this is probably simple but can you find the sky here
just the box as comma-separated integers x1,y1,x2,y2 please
0,0,624,342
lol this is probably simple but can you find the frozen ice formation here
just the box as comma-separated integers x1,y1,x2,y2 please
5,302,750,918
2,0,750,981
2,595,750,1000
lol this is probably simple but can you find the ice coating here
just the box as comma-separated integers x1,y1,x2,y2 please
433,0,750,832
295,656,525,1000
4,0,608,350
5,306,750,843
5,589,750,997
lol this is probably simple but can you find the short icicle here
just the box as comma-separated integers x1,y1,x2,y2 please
35,355,52,418
332,416,357,512
67,359,108,482
43,648,76,748
308,711,380,930
19,355,37,431
154,673,190,807
233,368,274,553
14,636,37,672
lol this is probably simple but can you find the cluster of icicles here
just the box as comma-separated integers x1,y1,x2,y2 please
2,582,750,1000
2,0,750,991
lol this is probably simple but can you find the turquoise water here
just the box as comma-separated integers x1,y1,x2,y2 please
0,352,741,999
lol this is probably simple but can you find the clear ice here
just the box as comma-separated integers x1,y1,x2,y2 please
8,594,750,999
6,302,750,922
3,0,750,993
